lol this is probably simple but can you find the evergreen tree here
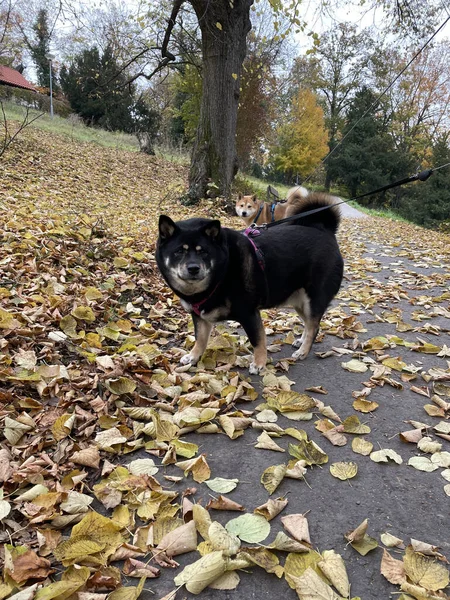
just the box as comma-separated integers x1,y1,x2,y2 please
328,87,412,202
399,136,450,228
60,46,135,132
30,9,57,89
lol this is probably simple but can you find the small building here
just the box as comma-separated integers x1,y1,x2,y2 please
0,65,36,92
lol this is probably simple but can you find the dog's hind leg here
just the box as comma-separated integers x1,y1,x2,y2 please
240,311,267,375
180,314,212,366
292,314,321,360
290,290,321,360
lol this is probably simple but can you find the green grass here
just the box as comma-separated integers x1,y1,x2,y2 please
241,174,343,200
347,200,409,222
1,100,189,163
2,101,140,150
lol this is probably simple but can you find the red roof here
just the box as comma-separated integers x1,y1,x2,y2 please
0,66,36,91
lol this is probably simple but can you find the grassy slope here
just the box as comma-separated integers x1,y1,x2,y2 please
1,103,423,223
2,100,189,163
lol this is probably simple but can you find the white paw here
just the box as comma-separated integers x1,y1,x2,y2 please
292,336,304,348
249,362,265,375
292,347,308,361
180,353,198,366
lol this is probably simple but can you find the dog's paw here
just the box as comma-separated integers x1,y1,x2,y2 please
179,353,198,366
292,336,304,348
292,347,308,361
249,362,265,375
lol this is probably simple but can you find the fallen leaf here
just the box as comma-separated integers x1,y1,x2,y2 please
225,514,270,543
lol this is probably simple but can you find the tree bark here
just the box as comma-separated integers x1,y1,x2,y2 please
188,0,253,202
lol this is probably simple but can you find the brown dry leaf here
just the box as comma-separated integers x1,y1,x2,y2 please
5,548,53,585
281,514,311,544
122,558,160,578
266,531,311,553
175,455,211,483
254,498,288,521
206,496,245,512
400,429,424,444
381,548,407,584
322,426,348,447
156,520,198,557
410,539,447,561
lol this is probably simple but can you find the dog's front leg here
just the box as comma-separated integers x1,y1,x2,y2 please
240,311,267,375
180,313,212,366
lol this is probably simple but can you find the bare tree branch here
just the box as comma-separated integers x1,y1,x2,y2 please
0,101,44,159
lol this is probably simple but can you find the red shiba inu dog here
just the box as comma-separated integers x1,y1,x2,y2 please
235,186,309,227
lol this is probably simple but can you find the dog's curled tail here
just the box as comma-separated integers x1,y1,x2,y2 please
289,192,341,234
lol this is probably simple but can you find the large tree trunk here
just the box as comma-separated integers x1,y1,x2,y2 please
188,0,253,202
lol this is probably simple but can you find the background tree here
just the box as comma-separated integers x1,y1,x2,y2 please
327,86,413,202
271,88,328,181
0,0,25,66
60,46,135,131
399,135,450,228
17,8,59,89
290,23,374,190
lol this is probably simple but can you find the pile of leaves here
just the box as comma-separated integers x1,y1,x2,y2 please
1,124,450,599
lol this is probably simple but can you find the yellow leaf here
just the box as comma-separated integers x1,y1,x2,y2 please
260,464,287,495
329,461,358,481
403,546,449,590
105,377,136,395
52,413,75,441
71,306,95,322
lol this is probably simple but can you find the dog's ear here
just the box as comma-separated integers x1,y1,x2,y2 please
238,193,242,200
204,220,221,240
251,194,257,202
159,215,177,240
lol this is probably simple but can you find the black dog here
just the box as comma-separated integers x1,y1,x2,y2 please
156,197,343,374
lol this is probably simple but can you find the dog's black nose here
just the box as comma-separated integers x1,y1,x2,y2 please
187,263,200,275
242,211,247,216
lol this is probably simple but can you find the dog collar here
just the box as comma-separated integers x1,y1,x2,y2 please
190,282,220,316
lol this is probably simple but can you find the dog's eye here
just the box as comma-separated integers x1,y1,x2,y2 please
174,247,186,256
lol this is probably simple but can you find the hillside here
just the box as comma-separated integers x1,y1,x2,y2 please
1,123,450,599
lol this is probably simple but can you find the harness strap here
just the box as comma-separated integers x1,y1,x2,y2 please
270,202,276,222
252,203,264,224
243,227,265,271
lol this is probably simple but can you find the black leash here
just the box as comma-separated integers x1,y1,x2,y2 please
250,163,450,230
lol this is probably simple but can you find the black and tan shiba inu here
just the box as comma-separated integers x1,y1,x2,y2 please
156,196,343,375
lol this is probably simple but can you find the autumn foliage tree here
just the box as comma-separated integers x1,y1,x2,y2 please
271,88,328,180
